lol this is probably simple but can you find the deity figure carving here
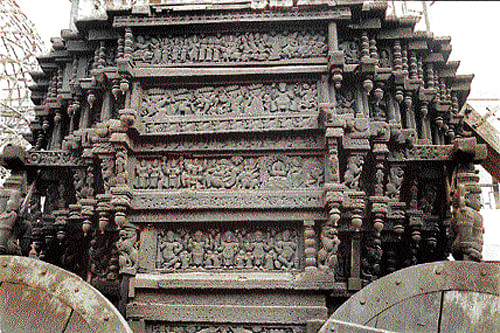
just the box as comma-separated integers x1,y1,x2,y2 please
419,183,437,215
140,82,317,121
159,231,182,269
117,224,139,274
189,230,208,267
274,229,297,270
336,87,356,115
386,166,404,200
0,191,30,255
221,230,239,268
134,155,323,191
317,221,340,271
339,41,359,64
343,155,364,190
451,166,483,261
155,227,299,271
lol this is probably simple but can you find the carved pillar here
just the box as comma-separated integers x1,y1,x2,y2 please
345,191,365,290
303,219,317,271
450,138,486,261
406,178,423,266
327,21,344,90
363,143,388,282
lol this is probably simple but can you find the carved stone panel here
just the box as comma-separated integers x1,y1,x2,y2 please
132,190,323,210
154,223,301,272
149,324,306,333
140,82,319,120
135,133,325,153
132,155,324,191
142,114,319,135
132,29,327,65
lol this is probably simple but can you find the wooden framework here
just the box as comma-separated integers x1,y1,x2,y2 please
0,1,487,332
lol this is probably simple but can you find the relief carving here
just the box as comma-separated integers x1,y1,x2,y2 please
156,226,300,271
133,155,323,190
150,325,305,333
135,134,323,153
385,166,404,200
339,40,359,64
140,82,318,120
419,183,437,215
132,30,326,65
117,223,139,274
0,191,29,255
335,87,356,115
342,155,364,190
317,221,340,271
143,114,318,134
132,191,323,210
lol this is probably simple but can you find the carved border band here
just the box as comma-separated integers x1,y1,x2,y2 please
26,151,86,167
142,113,319,135
132,190,323,210
113,9,350,27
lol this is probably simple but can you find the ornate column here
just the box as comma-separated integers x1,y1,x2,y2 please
450,138,486,261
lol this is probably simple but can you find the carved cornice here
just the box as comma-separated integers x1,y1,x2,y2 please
113,8,351,28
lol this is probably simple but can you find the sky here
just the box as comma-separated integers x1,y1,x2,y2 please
14,0,500,260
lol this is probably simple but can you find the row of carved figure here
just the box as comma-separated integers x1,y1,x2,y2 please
133,155,323,190
140,82,318,120
156,228,299,271
150,325,305,333
133,30,327,64
130,32,395,69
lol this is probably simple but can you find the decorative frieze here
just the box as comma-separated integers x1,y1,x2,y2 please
112,8,351,27
140,82,318,120
149,324,306,333
26,151,86,167
388,145,455,161
133,29,327,65
133,155,324,190
132,190,323,210
142,113,319,135
155,224,300,271
135,134,325,153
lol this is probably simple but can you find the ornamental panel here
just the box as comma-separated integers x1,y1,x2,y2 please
133,29,327,66
154,222,302,272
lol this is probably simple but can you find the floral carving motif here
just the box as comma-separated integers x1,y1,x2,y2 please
156,226,300,271
133,155,323,190
133,30,326,65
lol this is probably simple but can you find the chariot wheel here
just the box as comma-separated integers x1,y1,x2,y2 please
0,255,132,333
320,261,499,332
